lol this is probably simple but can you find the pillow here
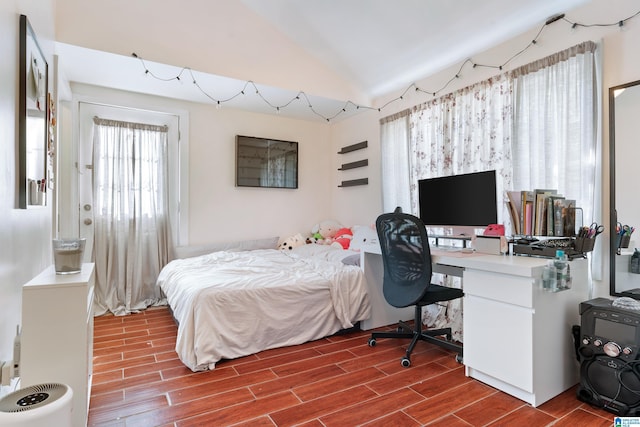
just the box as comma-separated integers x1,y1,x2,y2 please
173,236,279,259
341,254,361,266
235,236,280,251
289,244,334,258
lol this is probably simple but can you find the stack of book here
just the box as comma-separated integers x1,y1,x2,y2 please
506,189,576,237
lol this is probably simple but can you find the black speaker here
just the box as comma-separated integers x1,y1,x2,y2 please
577,298,640,416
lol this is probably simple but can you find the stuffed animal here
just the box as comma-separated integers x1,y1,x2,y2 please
278,233,305,251
333,227,353,250
350,225,379,252
305,235,320,244
311,220,342,243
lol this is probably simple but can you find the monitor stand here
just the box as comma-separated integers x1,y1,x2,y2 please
431,235,472,248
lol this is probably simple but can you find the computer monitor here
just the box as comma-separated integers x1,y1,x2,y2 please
418,170,498,235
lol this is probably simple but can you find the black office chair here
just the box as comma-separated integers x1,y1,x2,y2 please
368,210,463,367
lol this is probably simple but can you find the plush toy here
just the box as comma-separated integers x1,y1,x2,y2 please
305,235,319,244
332,227,353,250
350,225,379,252
278,233,305,251
311,220,342,242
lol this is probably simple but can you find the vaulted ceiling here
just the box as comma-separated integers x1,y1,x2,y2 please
239,0,590,98
54,0,596,120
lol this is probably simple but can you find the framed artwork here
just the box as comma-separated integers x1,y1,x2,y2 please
235,135,298,189
18,14,48,208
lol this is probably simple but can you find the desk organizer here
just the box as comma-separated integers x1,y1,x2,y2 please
513,243,584,260
574,237,596,253
616,234,631,249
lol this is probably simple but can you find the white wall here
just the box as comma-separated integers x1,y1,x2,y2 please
0,0,55,367
187,106,334,243
331,0,640,299
330,109,383,227
64,84,335,246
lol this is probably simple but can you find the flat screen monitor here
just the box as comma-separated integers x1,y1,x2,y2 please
418,170,498,230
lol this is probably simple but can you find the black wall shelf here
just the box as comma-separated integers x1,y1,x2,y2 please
338,178,368,187
337,141,367,154
338,159,368,171
337,141,368,187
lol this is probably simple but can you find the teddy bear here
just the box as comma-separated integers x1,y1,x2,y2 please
310,219,342,245
278,233,306,251
332,227,353,250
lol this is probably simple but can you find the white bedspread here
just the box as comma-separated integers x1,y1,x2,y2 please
157,245,370,371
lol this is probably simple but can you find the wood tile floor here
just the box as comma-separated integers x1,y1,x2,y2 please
89,307,615,426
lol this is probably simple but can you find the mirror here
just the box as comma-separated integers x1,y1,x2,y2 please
610,79,640,297
235,135,298,189
18,14,48,208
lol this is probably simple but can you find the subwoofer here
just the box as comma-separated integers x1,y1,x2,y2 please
577,298,640,416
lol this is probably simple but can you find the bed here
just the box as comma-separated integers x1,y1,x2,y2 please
157,244,371,371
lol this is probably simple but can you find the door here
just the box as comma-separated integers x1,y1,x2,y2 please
78,102,180,262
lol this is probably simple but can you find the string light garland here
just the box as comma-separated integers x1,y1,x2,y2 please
131,53,364,121
133,8,640,122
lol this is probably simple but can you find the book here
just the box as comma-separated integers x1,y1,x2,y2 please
560,199,576,237
506,191,522,235
532,189,557,236
546,195,564,236
553,198,575,237
520,191,534,236
525,200,534,235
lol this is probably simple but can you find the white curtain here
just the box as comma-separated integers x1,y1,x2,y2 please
378,42,600,339
92,118,171,316
511,41,601,280
408,73,514,226
380,110,411,213
408,74,513,342
511,41,598,230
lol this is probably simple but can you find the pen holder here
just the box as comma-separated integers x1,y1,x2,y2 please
617,234,631,249
574,237,595,253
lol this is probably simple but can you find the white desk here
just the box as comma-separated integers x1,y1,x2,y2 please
361,247,588,407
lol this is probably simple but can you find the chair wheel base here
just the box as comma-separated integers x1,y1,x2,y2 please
401,357,411,367
368,338,377,347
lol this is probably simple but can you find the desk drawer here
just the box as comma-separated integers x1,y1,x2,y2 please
464,294,533,392
463,269,533,308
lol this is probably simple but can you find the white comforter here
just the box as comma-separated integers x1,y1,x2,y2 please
157,245,371,371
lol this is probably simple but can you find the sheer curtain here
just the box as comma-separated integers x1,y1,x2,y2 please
511,41,601,279
380,110,411,213
378,42,600,338
408,74,513,341
511,41,599,229
92,117,172,316
409,74,514,223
